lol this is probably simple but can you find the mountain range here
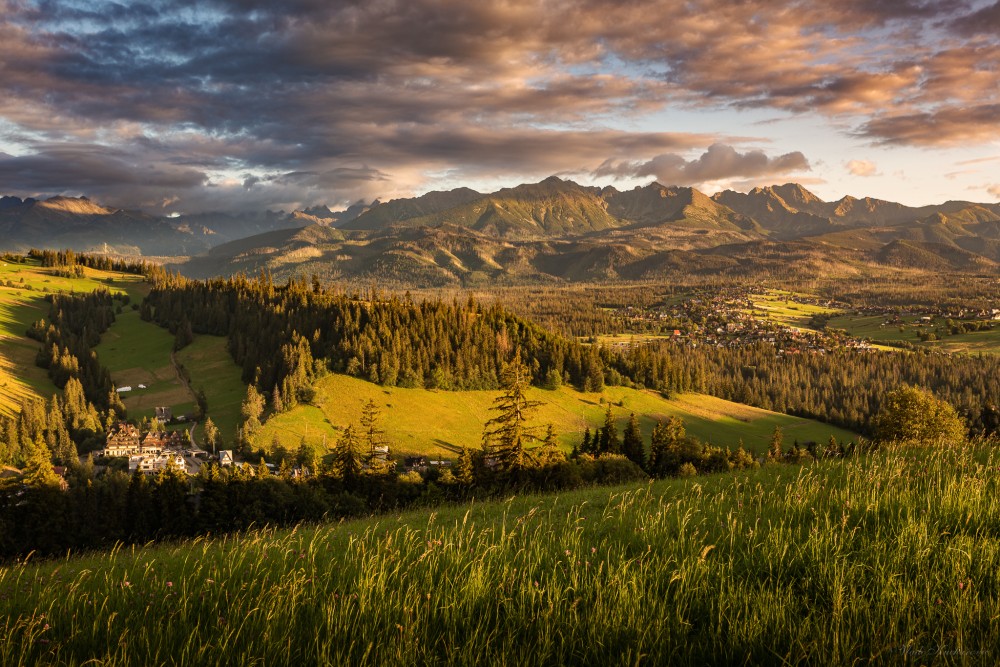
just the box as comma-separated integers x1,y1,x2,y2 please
2,178,999,284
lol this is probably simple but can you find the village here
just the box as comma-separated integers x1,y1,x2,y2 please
94,409,449,478
598,286,999,355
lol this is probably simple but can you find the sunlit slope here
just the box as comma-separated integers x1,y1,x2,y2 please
0,259,144,417
258,372,859,457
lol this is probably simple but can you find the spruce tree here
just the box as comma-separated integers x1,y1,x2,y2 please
23,435,61,488
598,405,620,455
537,424,565,466
622,412,645,468
768,426,784,462
360,398,387,457
482,352,543,474
332,425,363,481
455,447,475,486
648,421,666,476
240,384,265,445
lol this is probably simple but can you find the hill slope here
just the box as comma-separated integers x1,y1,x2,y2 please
256,373,858,457
4,443,998,665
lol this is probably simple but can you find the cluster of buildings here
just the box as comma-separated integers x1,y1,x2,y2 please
98,423,190,475
604,288,857,355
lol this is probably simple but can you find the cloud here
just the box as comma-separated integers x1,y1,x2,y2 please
0,0,999,211
989,184,1000,199
0,144,206,193
594,144,810,187
857,105,1000,146
846,160,879,177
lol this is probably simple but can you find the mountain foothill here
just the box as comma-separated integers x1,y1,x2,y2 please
3,177,999,285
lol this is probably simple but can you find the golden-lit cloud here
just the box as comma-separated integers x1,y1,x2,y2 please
0,0,998,210
846,160,879,177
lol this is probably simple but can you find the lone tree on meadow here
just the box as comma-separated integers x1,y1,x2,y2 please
874,385,966,445
360,398,387,457
482,352,546,473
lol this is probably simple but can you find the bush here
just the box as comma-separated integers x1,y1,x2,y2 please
874,385,966,446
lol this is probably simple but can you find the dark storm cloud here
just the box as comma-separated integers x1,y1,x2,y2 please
594,144,810,186
0,144,206,192
0,0,997,210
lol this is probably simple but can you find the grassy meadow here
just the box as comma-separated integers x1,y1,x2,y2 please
0,259,144,418
828,313,1000,355
750,290,838,330
94,307,246,437
3,442,999,665
257,373,859,458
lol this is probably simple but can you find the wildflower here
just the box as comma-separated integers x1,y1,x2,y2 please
43,624,50,631
591,547,597,554
123,581,131,587
564,550,571,556
166,582,173,588
533,581,539,587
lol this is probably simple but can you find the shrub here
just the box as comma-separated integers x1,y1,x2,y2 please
874,385,966,446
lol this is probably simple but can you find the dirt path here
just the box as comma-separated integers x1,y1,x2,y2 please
170,349,201,446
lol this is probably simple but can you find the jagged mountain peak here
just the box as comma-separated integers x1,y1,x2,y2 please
36,195,113,215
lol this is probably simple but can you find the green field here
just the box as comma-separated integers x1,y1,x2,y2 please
750,290,839,329
94,308,245,438
828,313,1000,354
176,335,246,439
0,259,145,417
258,373,859,458
3,443,999,664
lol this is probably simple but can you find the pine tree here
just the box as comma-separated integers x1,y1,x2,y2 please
455,447,475,486
580,427,592,455
648,421,666,475
332,425,363,481
622,412,645,468
203,417,220,454
240,384,265,445
23,434,61,488
536,424,565,466
598,405,620,455
272,386,284,414
768,426,784,462
360,398,387,457
482,352,543,473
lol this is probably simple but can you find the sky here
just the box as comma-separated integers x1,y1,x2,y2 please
1,0,999,214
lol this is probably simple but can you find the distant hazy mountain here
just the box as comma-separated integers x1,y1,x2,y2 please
0,196,312,255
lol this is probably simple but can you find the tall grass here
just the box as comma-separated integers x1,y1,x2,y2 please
2,443,999,665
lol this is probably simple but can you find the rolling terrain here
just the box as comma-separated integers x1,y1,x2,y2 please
172,178,1000,286
256,372,859,458
5,179,999,287
0,258,145,417
93,309,246,437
